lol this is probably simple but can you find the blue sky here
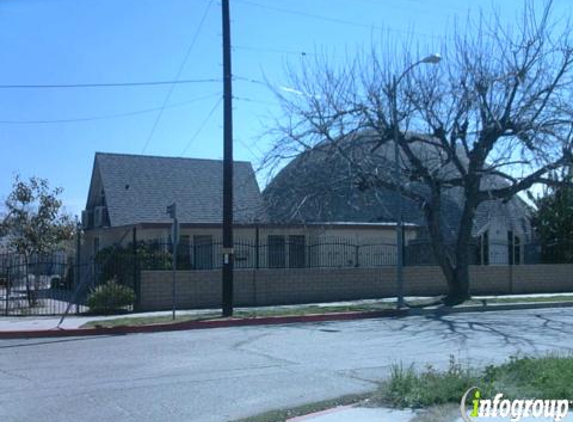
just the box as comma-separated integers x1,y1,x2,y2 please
0,0,570,216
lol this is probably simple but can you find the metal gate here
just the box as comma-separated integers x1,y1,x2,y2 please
1,253,89,316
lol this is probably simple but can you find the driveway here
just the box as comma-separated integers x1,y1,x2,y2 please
1,308,573,422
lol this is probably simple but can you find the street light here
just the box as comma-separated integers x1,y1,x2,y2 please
392,53,441,309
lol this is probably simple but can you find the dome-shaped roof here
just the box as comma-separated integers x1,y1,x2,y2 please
263,132,531,239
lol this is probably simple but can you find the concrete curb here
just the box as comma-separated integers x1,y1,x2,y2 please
0,309,404,339
1,301,573,339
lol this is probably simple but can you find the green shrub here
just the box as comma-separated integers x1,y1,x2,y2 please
95,242,172,285
483,354,573,399
378,356,480,408
86,278,135,314
376,354,573,410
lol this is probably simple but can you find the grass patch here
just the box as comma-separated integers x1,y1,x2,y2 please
80,293,573,328
81,313,216,328
372,356,480,408
486,295,573,305
375,354,573,410
483,354,573,399
233,354,573,421
407,295,573,308
80,303,394,328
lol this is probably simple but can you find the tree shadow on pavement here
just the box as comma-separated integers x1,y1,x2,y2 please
393,309,573,352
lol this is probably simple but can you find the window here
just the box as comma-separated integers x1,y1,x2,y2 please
93,236,100,255
193,235,213,269
268,235,285,268
288,235,306,268
477,231,489,265
508,231,521,265
177,235,191,269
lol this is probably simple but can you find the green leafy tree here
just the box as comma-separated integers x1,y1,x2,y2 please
1,175,74,305
532,171,573,263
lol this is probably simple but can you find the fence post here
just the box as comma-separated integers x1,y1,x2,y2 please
75,222,81,315
355,244,360,268
5,266,9,316
255,223,260,269
133,227,140,311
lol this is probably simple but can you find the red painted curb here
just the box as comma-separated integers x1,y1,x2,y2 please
0,309,406,339
4,301,571,340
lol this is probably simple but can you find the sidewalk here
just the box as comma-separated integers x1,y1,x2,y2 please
287,406,414,422
0,297,404,332
288,405,573,421
0,308,217,331
2,293,573,338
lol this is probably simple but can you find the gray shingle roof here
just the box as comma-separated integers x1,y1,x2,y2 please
89,153,266,226
263,133,532,240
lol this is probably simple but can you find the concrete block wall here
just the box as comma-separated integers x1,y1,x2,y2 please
511,265,573,294
139,264,573,311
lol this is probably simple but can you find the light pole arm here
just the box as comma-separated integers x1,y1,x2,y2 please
390,53,441,310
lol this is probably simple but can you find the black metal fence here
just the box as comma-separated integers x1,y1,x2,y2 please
0,251,136,316
0,239,571,316
0,253,77,316
133,238,573,270
131,238,398,270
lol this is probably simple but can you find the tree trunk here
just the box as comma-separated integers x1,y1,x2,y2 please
443,261,471,306
443,180,480,306
423,182,476,306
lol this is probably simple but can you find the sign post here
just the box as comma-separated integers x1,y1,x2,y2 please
166,203,178,321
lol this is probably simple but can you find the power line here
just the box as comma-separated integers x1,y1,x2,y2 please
122,0,216,195
236,137,262,161
0,93,221,125
233,75,266,85
234,0,440,40
235,0,377,30
233,44,311,56
354,0,465,14
179,96,223,156
0,78,220,89
233,95,277,106
140,0,215,155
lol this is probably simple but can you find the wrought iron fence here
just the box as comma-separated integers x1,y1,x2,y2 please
130,238,573,270
132,238,398,271
0,252,78,316
1,239,571,316
0,250,137,316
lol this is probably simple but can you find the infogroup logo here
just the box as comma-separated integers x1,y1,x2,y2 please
460,387,570,422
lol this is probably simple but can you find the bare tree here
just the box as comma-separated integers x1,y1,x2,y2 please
263,2,573,305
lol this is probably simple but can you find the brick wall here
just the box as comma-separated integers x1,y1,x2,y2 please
139,264,573,311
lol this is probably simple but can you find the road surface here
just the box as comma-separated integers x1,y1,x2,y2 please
1,308,573,422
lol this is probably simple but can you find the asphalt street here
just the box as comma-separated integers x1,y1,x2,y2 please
1,308,573,422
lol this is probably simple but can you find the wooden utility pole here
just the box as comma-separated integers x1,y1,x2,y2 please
221,0,234,317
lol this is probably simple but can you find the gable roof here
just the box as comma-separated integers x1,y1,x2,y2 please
87,152,266,227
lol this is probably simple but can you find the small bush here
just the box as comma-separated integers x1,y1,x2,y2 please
377,356,480,408
86,278,135,314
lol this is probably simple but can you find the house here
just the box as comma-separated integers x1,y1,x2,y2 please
263,132,534,265
79,152,565,311
82,152,411,269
